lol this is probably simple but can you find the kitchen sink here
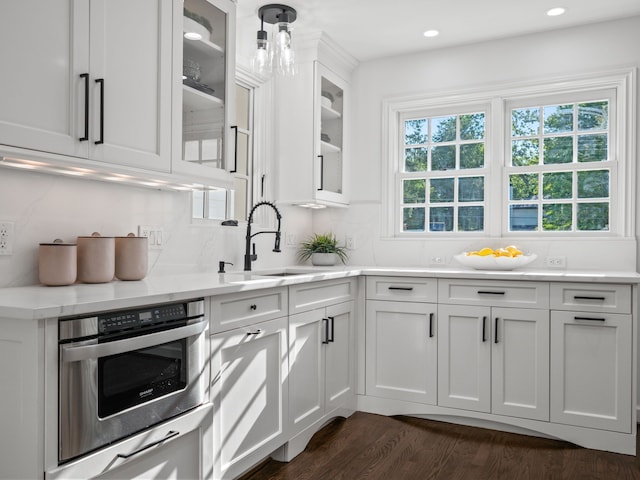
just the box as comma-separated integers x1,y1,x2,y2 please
260,272,307,277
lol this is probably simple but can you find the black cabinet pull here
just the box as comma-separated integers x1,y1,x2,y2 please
322,318,329,344
95,78,104,145
494,317,499,344
116,430,179,459
230,125,238,173
574,316,606,322
249,304,257,310
478,290,505,295
574,295,606,301
388,286,413,291
317,155,324,190
79,73,89,141
261,174,266,198
328,316,335,343
429,313,434,338
246,329,262,336
482,316,487,342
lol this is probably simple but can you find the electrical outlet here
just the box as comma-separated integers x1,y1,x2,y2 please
430,255,446,265
286,233,297,247
0,221,15,255
346,235,356,250
138,225,164,249
544,256,566,268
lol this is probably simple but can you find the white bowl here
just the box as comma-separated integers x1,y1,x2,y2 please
454,253,537,271
321,96,332,109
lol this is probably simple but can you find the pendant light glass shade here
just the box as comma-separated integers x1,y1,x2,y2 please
250,29,272,76
254,4,297,77
273,20,295,76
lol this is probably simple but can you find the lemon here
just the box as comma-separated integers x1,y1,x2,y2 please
477,247,494,256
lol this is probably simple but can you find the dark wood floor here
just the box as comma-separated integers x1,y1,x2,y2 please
240,412,640,480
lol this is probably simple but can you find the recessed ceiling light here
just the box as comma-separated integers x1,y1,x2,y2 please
423,30,439,38
546,7,566,17
184,31,202,41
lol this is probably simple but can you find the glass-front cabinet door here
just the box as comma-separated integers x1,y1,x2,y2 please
315,62,349,205
172,0,235,188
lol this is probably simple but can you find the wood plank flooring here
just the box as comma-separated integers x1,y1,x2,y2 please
240,412,640,480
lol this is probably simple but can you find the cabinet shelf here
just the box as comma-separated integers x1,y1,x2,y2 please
183,84,224,112
320,140,341,154
321,105,342,120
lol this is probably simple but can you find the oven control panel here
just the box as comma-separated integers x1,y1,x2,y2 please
99,303,187,334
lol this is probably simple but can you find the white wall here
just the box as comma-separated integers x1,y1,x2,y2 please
0,168,307,287
313,16,640,272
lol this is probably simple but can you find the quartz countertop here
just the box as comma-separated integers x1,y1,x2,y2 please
1,265,639,320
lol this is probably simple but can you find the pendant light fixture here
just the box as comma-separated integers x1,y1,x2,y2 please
251,4,297,76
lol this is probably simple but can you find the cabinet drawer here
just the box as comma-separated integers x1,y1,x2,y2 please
210,287,288,333
550,283,631,314
289,278,357,315
438,279,549,309
366,276,437,303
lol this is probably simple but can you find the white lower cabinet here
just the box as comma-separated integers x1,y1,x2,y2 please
550,310,632,433
289,301,356,436
437,304,549,421
210,316,288,480
365,300,437,404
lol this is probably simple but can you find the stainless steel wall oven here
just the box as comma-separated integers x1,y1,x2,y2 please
58,298,207,464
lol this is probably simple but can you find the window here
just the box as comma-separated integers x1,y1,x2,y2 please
385,70,633,238
400,109,487,233
507,96,612,232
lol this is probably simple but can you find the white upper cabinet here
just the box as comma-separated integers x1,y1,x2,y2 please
171,0,236,188
0,0,172,172
275,34,357,207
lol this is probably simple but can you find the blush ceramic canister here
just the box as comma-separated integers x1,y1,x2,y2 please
115,233,148,281
38,239,77,286
76,232,115,283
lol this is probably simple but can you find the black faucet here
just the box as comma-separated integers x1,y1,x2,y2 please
244,201,282,271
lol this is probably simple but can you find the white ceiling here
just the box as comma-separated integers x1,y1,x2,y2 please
235,0,640,62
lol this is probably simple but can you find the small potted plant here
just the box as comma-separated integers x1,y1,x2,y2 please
297,233,348,266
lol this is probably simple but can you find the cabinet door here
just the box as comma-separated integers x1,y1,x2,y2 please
172,0,236,184
314,62,349,205
0,0,89,158
325,301,355,411
289,308,325,435
366,300,437,405
438,304,491,412
211,317,288,480
491,308,549,421
550,311,632,433
89,0,171,171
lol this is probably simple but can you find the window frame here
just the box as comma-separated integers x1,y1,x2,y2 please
382,68,635,240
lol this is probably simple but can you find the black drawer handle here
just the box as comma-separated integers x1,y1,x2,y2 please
478,290,505,295
328,316,335,342
482,316,487,342
322,318,329,344
574,316,606,322
574,296,606,301
79,73,89,141
95,78,104,145
429,313,434,338
249,304,257,310
246,329,262,336
388,286,414,291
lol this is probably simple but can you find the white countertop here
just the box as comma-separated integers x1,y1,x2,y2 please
1,265,639,320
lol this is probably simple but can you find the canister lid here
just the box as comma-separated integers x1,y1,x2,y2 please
40,238,76,246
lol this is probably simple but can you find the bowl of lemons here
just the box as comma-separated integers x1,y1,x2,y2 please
453,246,537,270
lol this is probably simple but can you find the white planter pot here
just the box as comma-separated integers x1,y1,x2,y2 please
311,252,339,266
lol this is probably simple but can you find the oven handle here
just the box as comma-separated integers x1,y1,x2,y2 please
61,320,207,363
